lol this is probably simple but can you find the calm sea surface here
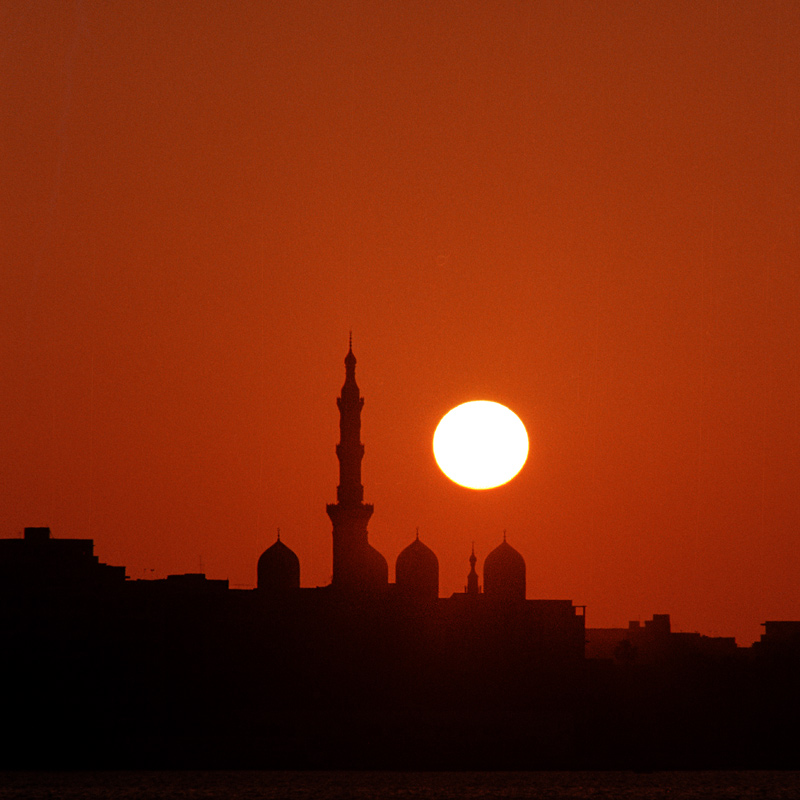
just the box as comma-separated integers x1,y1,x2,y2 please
1,772,799,800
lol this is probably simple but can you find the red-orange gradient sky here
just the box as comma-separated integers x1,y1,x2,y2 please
2,2,798,644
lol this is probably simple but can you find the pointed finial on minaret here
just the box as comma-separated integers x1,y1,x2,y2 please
277,527,281,542
503,529,507,542
344,332,357,370
415,527,420,541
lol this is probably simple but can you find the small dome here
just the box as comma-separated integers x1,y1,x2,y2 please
257,536,300,592
396,534,439,601
483,537,526,601
364,542,389,589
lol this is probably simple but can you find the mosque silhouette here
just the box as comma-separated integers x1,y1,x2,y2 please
257,340,561,611
2,344,799,770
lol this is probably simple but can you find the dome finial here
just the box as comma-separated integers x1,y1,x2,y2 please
415,526,419,541
277,527,281,542
503,529,507,542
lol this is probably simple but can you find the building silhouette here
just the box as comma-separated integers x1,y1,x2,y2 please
0,525,126,595
1,343,799,770
250,343,586,671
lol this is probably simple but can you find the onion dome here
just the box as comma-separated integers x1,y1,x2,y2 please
257,532,300,592
483,533,526,601
395,530,439,601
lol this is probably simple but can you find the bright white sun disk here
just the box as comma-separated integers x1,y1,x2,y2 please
433,401,529,490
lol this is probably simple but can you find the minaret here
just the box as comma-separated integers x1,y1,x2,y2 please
335,335,366,507
466,543,480,594
326,338,388,593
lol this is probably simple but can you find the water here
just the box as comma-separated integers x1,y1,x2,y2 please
1,771,799,800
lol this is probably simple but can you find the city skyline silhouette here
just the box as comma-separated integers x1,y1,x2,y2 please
1,345,799,771
3,2,799,650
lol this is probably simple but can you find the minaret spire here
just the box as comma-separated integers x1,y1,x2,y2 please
326,339,387,593
336,338,365,506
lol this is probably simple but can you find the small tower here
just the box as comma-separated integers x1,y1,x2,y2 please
466,542,480,595
326,339,388,594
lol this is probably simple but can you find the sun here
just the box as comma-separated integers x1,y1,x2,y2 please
433,401,529,490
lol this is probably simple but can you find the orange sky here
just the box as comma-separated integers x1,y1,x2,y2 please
2,2,798,645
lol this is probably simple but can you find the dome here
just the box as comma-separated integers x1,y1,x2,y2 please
336,542,389,594
483,536,526,601
395,534,439,601
257,535,300,592
362,542,389,590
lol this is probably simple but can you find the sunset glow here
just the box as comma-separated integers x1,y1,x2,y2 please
2,2,799,645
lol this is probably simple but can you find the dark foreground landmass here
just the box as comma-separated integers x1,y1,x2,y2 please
2,574,799,771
